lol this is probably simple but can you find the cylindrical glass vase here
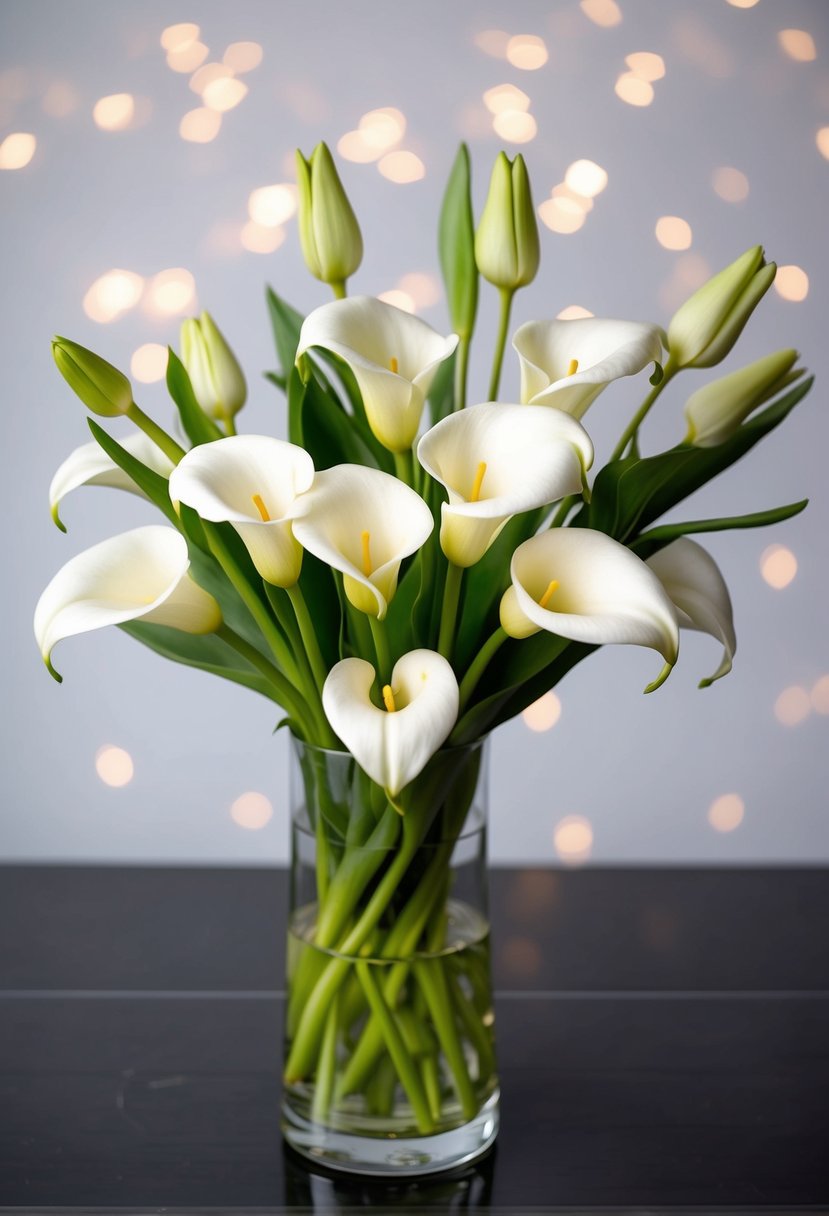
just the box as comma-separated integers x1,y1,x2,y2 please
281,735,499,1176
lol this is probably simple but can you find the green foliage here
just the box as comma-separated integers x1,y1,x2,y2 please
438,144,478,341
120,621,280,702
87,419,178,525
165,348,224,446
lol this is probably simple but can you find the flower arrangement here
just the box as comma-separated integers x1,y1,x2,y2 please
36,143,810,1173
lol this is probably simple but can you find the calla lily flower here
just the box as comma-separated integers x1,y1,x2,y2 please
49,432,176,531
512,318,664,419
647,538,736,687
34,525,221,680
500,528,679,691
168,435,314,588
322,650,459,796
291,464,433,619
296,296,458,453
667,246,776,370
417,403,593,567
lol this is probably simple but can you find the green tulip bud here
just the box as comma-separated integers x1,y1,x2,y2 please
180,311,247,424
52,336,133,417
684,348,803,447
474,152,540,292
667,246,776,370
295,142,363,292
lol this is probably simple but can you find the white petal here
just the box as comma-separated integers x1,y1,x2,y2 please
647,538,736,686
506,528,679,664
49,433,175,526
418,403,592,566
297,296,458,451
34,525,221,673
292,464,433,618
322,650,459,796
513,318,663,418
168,435,314,586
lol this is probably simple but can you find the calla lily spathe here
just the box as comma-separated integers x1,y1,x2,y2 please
512,318,664,420
296,296,458,452
291,464,432,617
500,528,679,690
417,403,593,568
168,436,314,588
34,525,221,679
667,246,776,370
49,432,176,531
647,538,736,687
292,464,433,618
683,349,801,448
322,650,459,796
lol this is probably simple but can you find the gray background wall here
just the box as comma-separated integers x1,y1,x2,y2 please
1,0,826,866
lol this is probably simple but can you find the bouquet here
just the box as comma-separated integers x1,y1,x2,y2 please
35,142,810,1173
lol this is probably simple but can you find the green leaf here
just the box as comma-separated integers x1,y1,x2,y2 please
427,349,457,426
87,419,178,526
120,621,279,702
286,366,379,470
632,499,809,561
266,285,304,381
587,376,813,543
165,348,224,446
439,144,478,341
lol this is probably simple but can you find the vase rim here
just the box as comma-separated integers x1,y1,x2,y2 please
288,731,489,761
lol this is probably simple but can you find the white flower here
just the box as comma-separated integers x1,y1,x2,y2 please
500,527,679,691
291,464,433,618
34,525,221,679
322,650,459,796
667,245,776,370
417,403,593,567
49,433,175,531
647,538,736,687
296,296,458,452
168,435,314,587
512,317,664,419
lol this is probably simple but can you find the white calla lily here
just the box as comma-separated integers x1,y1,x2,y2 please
513,318,664,419
296,296,458,452
647,538,736,687
34,525,221,679
417,403,593,568
500,528,679,691
49,433,176,531
168,435,315,587
291,464,433,618
322,650,459,796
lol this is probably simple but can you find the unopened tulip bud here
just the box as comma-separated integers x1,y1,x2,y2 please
474,152,540,292
667,246,776,370
296,142,363,293
52,336,133,417
180,312,247,425
684,349,803,447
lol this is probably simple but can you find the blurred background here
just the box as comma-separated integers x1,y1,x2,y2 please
1,0,826,866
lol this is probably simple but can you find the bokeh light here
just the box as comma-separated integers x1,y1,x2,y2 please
553,183,593,212
202,77,248,112
777,29,817,62
506,34,549,71
712,165,749,202
655,216,693,250
378,150,425,183
93,93,135,131
397,272,441,308
473,29,510,58
760,544,797,589
223,41,264,73
483,84,530,115
359,107,406,151
774,265,809,302
0,132,36,169
538,197,586,234
580,0,622,27
166,41,209,73
707,793,745,833
492,110,537,142
147,268,196,315
338,130,381,163
564,159,608,197
614,73,654,106
83,270,144,323
726,0,759,7
553,815,594,865
161,23,200,52
230,791,273,830
625,51,665,81
817,127,829,160
189,63,233,95
522,692,562,732
377,288,416,313
240,222,286,254
179,107,222,143
557,304,594,319
774,686,811,727
131,343,168,383
248,184,297,226
95,745,134,788
811,676,829,716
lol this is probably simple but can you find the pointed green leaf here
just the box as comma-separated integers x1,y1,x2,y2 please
120,621,279,702
87,419,178,526
266,285,305,381
166,348,224,446
439,144,478,340
632,499,809,561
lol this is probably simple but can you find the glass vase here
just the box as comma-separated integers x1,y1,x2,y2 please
281,735,499,1176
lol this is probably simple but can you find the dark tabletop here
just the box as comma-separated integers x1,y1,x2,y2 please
1,865,828,1213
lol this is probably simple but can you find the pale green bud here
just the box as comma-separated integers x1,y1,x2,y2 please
180,311,247,423
52,336,133,417
295,142,363,289
667,246,776,369
684,349,803,447
474,152,540,291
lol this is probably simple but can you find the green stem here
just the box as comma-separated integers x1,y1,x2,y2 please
215,624,300,706
458,626,507,713
454,334,471,412
549,494,579,529
331,280,347,300
311,991,340,1125
393,448,414,486
609,361,677,463
368,614,392,682
126,403,186,465
487,288,514,402
286,583,330,698
222,411,237,437
437,563,464,660
412,959,478,1121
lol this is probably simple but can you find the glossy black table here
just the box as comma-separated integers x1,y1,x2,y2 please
1,865,828,1212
